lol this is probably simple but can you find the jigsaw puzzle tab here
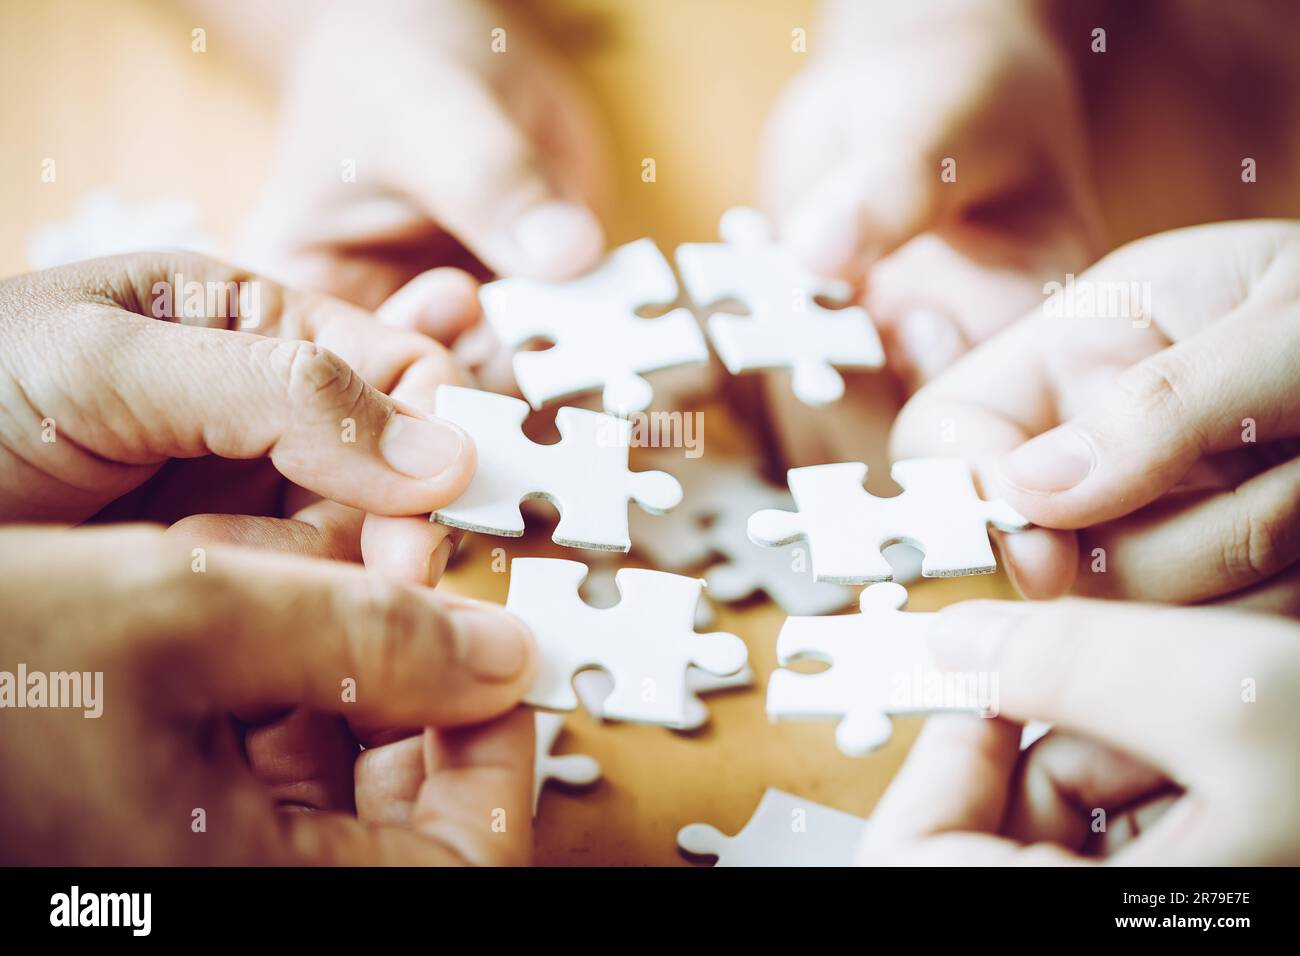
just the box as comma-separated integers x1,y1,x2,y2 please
678,788,866,866
767,582,992,756
432,385,682,552
748,457,1029,583
507,558,748,727
629,449,861,616
676,207,884,406
533,712,601,817
573,663,753,731
480,238,708,416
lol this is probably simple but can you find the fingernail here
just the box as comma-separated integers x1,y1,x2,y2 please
997,426,1095,493
451,604,531,681
379,414,466,479
512,201,604,276
784,204,861,275
898,307,963,383
930,602,1025,669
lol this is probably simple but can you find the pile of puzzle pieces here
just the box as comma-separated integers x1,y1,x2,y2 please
430,209,1033,866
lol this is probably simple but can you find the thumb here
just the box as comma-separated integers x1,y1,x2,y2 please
393,80,603,279
990,304,1300,529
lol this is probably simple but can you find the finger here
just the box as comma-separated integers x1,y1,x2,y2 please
376,267,483,345
184,542,535,729
992,303,1300,529
244,709,358,812
998,525,1079,600
392,75,603,278
287,708,533,865
930,597,1298,782
355,733,425,826
1072,456,1300,603
1209,562,1300,617
166,501,365,564
361,514,458,587
858,714,1022,860
410,707,535,866
1001,731,1172,851
782,128,1029,278
782,145,939,277
1094,792,1179,856
861,830,1091,866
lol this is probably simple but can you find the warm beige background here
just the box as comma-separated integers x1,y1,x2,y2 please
2,0,1016,866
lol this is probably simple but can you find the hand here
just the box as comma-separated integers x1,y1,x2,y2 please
858,598,1300,866
240,0,609,322
891,220,1300,610
0,525,536,865
760,0,1104,389
0,251,477,584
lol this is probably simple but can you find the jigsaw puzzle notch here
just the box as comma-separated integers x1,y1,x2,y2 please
508,558,748,727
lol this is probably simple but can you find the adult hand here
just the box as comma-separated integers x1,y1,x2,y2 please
761,0,1104,389
858,598,1300,865
239,0,608,325
0,251,477,584
892,220,1300,610
0,525,536,865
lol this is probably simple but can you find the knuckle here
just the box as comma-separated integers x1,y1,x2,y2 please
1221,493,1294,585
1118,354,1195,434
275,340,365,418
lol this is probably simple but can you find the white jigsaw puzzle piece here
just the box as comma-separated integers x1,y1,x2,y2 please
578,551,716,628
533,712,601,817
629,450,869,615
749,458,1029,583
508,558,748,726
481,238,708,416
767,582,992,756
677,788,866,866
432,385,682,552
573,663,753,731
676,207,884,406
